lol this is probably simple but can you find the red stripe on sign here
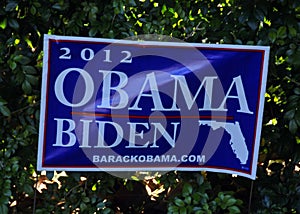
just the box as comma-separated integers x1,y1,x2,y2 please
71,111,234,120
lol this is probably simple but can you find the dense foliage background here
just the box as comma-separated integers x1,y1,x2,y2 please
1,0,300,213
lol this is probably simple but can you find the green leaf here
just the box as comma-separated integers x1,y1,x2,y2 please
184,196,192,205
26,74,38,85
9,61,17,70
179,206,187,214
294,88,300,95
11,164,19,173
0,97,7,105
288,26,297,37
103,208,113,214
82,196,90,203
218,192,224,200
7,18,19,30
182,183,193,196
287,49,300,68
5,2,18,12
52,3,62,10
14,55,31,65
3,189,11,197
277,26,287,39
238,11,249,23
227,205,240,214
23,184,33,194
254,9,264,21
33,2,41,7
25,125,37,134
234,39,242,45
287,49,295,56
108,30,114,38
16,72,25,84
197,174,204,185
0,204,8,214
247,20,257,30
96,201,105,208
289,119,298,134
268,31,277,43
0,196,9,206
80,202,87,211
22,80,32,94
22,65,37,74
284,109,295,120
174,198,185,207
0,105,11,117
128,0,137,7
226,198,237,207
295,110,300,127
192,192,201,203
89,27,98,37
52,17,61,27
168,205,179,213
30,6,37,15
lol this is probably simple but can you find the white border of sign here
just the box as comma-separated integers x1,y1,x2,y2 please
38,34,270,180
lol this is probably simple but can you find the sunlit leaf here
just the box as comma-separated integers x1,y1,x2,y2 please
0,18,7,29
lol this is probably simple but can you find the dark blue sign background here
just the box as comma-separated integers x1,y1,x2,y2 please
38,35,269,179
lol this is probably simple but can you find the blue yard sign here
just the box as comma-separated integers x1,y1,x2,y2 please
38,35,270,179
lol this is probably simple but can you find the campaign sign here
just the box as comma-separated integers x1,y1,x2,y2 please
38,34,269,179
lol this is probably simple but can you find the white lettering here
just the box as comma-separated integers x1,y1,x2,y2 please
53,118,76,147
147,155,153,162
154,155,161,162
151,122,180,148
54,68,94,107
97,70,129,109
108,155,114,162
170,155,177,162
197,155,205,163
79,119,92,148
161,155,170,162
95,121,123,148
129,72,165,111
100,156,107,162
115,156,122,162
123,156,130,162
182,155,188,162
92,155,205,163
81,48,94,61
138,155,146,162
171,75,217,111
93,155,99,162
131,155,138,162
217,75,253,114
126,122,150,148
